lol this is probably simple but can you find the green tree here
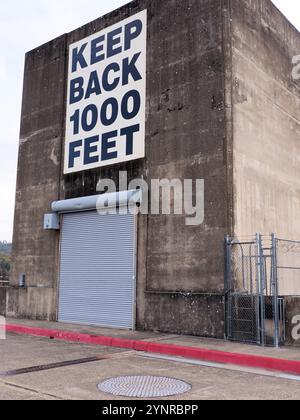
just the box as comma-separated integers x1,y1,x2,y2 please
0,241,12,254
0,243,11,280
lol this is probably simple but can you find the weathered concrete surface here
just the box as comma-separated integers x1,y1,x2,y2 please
63,0,229,337
10,0,300,338
144,293,225,338
8,36,67,320
231,0,300,241
141,0,227,336
9,0,228,337
144,0,227,297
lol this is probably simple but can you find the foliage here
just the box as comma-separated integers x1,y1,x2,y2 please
0,241,11,255
0,242,11,280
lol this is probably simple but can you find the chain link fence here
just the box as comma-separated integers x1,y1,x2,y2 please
225,237,261,345
226,234,300,348
275,239,300,347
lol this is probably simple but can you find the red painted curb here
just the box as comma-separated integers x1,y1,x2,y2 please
6,324,300,376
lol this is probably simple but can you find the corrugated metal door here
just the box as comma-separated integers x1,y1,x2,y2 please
58,211,136,329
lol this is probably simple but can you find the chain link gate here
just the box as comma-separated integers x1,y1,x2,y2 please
275,238,300,346
225,234,285,347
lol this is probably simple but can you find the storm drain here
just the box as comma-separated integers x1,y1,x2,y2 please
1,356,107,377
98,376,191,398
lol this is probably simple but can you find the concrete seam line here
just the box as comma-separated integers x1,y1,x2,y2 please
5,324,300,376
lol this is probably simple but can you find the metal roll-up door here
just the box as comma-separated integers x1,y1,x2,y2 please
58,211,136,329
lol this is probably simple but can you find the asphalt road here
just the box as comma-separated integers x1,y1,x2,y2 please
0,333,299,400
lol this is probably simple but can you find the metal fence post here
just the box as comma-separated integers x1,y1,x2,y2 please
225,236,232,340
271,233,279,348
259,234,266,346
255,234,261,344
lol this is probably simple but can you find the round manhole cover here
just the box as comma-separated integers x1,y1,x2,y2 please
98,376,191,398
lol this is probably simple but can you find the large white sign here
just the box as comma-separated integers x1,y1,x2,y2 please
64,11,147,174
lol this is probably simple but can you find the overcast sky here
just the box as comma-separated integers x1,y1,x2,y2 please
0,0,299,242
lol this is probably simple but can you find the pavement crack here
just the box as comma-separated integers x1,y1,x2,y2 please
1,381,66,400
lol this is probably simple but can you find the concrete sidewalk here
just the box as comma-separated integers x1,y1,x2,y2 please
2,333,300,400
5,317,299,359
5,318,300,375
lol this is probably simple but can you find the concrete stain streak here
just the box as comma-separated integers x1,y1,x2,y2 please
19,126,61,145
50,147,59,166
